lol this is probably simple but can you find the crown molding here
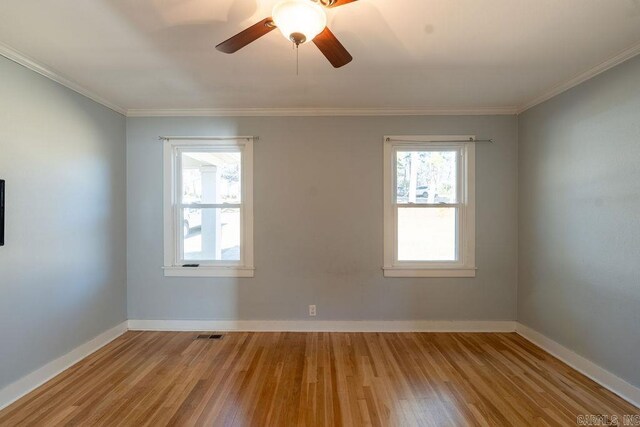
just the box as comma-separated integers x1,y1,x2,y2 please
125,106,519,117
3,38,640,118
0,42,126,116
517,40,640,114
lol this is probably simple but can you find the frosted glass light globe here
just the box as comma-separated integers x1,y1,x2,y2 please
272,0,327,44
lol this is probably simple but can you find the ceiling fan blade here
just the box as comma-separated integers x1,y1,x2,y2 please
216,18,276,54
326,0,358,8
313,27,353,68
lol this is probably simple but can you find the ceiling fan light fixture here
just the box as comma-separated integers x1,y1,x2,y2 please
272,0,327,45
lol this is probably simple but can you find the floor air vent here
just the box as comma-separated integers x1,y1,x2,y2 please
196,334,224,340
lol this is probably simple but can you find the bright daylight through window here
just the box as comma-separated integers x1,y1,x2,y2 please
383,136,476,277
163,138,254,277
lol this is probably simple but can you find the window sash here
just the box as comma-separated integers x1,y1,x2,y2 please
176,206,244,266
394,146,462,206
394,205,460,264
176,146,243,205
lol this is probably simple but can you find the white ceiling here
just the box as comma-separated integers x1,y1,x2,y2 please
1,0,640,114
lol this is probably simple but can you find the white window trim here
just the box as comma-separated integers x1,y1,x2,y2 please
163,138,254,278
383,135,476,278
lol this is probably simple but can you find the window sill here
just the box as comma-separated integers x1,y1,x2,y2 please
383,267,476,278
163,266,255,278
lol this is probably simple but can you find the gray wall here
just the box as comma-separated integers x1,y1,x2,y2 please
0,56,127,389
518,55,640,387
127,115,518,321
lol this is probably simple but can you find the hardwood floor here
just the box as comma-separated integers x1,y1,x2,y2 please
0,332,637,426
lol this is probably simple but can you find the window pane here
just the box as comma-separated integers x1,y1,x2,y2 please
397,207,457,261
182,208,240,261
181,151,241,204
396,150,457,204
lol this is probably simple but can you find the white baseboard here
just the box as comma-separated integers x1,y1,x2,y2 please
0,321,128,411
515,323,640,408
127,319,516,333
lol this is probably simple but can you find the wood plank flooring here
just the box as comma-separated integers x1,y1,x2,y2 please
0,332,637,426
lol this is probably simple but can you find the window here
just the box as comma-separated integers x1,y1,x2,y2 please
383,136,476,277
163,138,254,277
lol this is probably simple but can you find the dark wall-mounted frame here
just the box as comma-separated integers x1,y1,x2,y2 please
0,179,4,246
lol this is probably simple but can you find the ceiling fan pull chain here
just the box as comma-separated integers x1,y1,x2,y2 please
296,44,299,76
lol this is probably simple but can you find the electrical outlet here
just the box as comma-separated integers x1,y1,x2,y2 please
308,305,316,317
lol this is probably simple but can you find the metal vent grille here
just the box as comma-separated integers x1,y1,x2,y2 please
195,334,224,340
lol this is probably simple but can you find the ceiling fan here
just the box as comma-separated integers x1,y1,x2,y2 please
215,0,357,68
